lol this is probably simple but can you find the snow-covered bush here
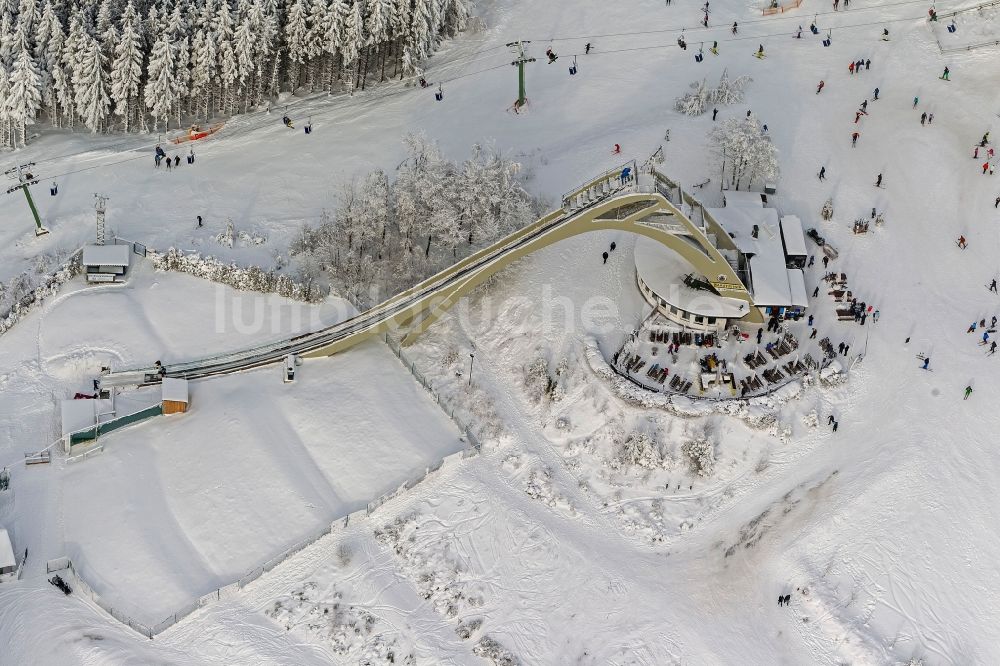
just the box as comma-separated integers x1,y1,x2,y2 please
215,220,234,248
611,431,668,470
681,436,716,477
821,197,834,221
151,248,325,302
473,636,519,666
0,250,82,337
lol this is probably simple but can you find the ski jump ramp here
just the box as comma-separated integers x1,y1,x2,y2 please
100,160,760,388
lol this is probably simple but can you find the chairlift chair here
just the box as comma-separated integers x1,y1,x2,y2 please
435,84,443,101
695,43,704,62
569,55,578,75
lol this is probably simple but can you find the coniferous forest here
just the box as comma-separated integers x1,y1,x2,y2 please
0,0,473,147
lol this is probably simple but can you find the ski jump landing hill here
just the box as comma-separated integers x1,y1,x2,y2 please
100,156,761,389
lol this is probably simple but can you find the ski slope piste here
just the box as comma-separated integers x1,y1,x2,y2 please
100,157,762,389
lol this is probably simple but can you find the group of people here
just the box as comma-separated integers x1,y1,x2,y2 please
154,145,194,170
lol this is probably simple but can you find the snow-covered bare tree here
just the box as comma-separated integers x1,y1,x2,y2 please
674,78,710,117
709,116,779,191
709,68,751,105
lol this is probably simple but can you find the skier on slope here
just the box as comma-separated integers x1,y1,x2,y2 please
964,385,973,400
816,80,825,94
873,87,880,100
958,235,967,248
941,66,950,80
876,173,882,187
732,21,738,34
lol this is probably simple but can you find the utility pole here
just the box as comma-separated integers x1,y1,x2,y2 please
507,40,535,108
469,352,475,386
94,194,109,245
4,163,49,236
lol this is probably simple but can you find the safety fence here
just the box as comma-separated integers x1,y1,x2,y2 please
761,0,802,15
383,332,484,452
50,437,480,639
69,404,163,446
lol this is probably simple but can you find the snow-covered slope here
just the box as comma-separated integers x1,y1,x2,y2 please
3,0,1000,663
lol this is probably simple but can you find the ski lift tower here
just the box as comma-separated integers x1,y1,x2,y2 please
4,162,49,236
94,194,109,245
507,40,535,108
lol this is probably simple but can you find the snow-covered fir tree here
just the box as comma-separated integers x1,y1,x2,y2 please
110,1,142,131
0,0,479,147
6,26,42,145
72,34,110,132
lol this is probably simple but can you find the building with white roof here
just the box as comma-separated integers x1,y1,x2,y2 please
0,528,16,577
82,243,131,283
634,188,809,330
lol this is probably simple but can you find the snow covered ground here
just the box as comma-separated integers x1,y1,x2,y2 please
4,0,1000,663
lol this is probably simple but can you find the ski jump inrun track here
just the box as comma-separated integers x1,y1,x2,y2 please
100,156,762,389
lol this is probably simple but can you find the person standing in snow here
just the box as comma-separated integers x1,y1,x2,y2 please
602,251,608,264
964,385,973,400
913,96,919,108
585,43,592,54
861,99,868,111
942,66,950,80
732,21,738,34
174,155,180,167
876,173,883,187
713,108,719,121
968,321,977,333
852,132,860,147
197,215,203,227
990,341,998,354
921,112,927,126
819,166,826,180
994,196,999,208
984,162,991,175
958,235,968,248
817,80,825,94
922,357,930,369
928,113,934,124
849,61,855,75
832,421,839,432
